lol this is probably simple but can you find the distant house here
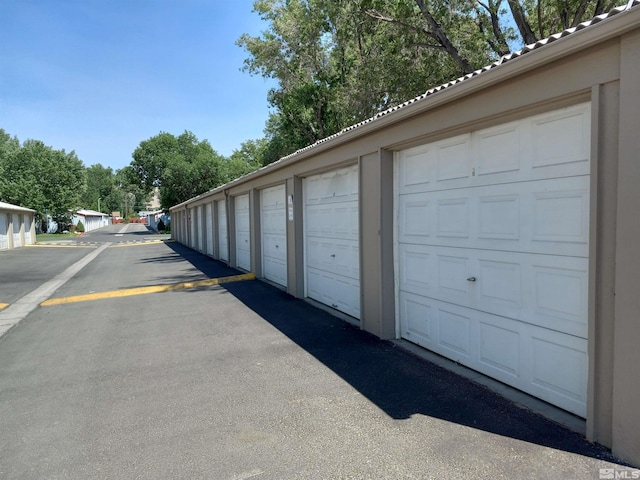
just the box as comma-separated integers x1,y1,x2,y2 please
0,201,36,250
73,209,110,232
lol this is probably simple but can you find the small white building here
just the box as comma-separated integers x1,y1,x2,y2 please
141,209,170,231
73,209,110,232
0,201,36,250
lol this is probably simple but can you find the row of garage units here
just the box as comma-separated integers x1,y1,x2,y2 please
172,168,360,318
0,201,36,250
171,6,640,465
173,104,589,416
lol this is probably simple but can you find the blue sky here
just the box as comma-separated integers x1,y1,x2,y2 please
0,0,276,171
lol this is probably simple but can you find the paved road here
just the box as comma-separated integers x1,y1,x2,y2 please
0,225,633,479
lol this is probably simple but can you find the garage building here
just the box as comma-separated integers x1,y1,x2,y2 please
0,201,36,250
171,3,640,465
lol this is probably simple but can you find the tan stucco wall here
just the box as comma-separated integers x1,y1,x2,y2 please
171,14,640,465
611,28,640,465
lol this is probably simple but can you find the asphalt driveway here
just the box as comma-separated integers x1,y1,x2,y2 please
0,234,633,479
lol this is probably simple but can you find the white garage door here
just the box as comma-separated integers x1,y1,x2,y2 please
12,215,22,247
217,200,228,262
261,184,287,287
189,208,196,250
205,203,214,257
24,215,32,244
304,165,360,319
235,194,251,271
396,103,591,416
0,213,8,249
194,205,204,252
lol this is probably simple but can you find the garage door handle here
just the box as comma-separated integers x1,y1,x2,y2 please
467,277,477,282
275,245,279,248
330,254,336,257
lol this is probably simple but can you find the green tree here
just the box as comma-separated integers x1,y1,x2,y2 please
111,166,152,217
0,136,85,225
222,138,265,182
83,163,116,212
130,131,226,208
238,0,618,164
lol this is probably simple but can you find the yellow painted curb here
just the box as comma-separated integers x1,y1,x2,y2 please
109,240,164,248
40,272,255,307
29,244,96,248
0,303,9,311
109,239,175,248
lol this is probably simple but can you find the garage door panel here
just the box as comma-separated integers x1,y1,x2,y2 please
437,198,470,238
263,209,286,235
400,295,587,416
477,122,521,176
307,238,359,280
529,328,588,415
236,232,250,261
398,194,432,240
262,233,285,258
307,269,360,318
531,261,588,335
13,215,21,246
532,189,589,244
399,176,589,257
399,245,433,294
305,165,360,319
436,135,472,182
262,232,287,286
306,167,357,204
438,255,471,297
532,106,590,169
478,195,520,240
400,292,436,346
217,200,228,261
438,307,472,358
263,256,286,285
205,203,214,256
197,205,204,252
262,185,286,209
399,244,588,338
24,216,32,244
398,104,590,196
261,185,287,287
0,213,8,249
332,275,360,318
235,194,251,272
477,259,522,308
306,202,358,242
400,146,432,188
478,320,520,378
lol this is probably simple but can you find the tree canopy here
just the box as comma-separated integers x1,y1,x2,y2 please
131,131,228,208
0,131,85,224
238,0,618,163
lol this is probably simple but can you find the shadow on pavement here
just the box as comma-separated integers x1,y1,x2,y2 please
164,242,624,465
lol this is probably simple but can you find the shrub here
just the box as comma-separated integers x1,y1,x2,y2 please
76,220,85,233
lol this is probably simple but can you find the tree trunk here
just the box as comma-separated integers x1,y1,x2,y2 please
414,0,475,75
507,0,538,45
